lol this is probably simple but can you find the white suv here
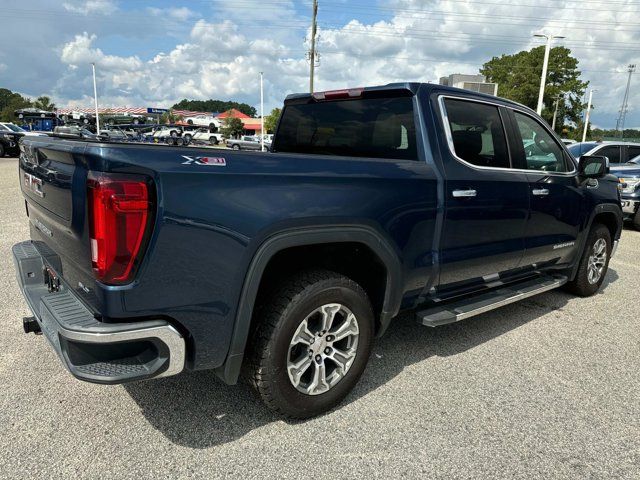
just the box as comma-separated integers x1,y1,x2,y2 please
185,115,220,129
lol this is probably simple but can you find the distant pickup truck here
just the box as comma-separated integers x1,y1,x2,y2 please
13,83,622,418
226,135,271,151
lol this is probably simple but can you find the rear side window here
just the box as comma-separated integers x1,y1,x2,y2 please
274,97,417,160
627,146,640,162
597,146,622,165
443,98,510,169
513,111,569,172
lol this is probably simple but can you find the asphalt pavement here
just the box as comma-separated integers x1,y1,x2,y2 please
0,156,638,479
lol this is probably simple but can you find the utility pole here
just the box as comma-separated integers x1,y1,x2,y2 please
308,0,318,93
260,71,265,152
582,89,596,143
615,64,636,138
91,63,100,133
551,93,563,131
533,33,565,115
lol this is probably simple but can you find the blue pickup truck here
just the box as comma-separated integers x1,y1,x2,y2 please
13,83,623,418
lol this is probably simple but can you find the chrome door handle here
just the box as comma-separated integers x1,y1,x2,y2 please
452,189,477,198
532,188,549,196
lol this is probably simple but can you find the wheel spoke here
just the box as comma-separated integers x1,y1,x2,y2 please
288,355,313,387
306,361,330,395
319,304,341,332
291,319,315,346
331,312,359,342
329,347,356,374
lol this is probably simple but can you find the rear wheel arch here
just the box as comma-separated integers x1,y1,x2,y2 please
218,226,403,384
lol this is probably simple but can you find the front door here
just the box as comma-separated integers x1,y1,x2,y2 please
508,109,582,268
437,96,529,289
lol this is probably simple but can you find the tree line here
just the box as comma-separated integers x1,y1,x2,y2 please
0,88,56,122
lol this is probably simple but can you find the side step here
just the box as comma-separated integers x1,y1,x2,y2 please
417,274,567,327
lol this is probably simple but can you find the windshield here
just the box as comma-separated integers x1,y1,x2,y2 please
567,142,598,157
5,123,26,132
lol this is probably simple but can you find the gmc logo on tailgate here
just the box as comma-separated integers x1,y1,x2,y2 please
23,172,44,198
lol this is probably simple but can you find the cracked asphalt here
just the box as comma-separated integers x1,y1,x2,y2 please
1,156,639,479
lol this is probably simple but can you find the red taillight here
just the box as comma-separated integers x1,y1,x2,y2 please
87,172,152,285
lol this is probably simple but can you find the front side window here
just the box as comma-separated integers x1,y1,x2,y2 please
513,111,568,172
274,96,417,160
627,146,640,162
443,98,510,169
596,146,622,165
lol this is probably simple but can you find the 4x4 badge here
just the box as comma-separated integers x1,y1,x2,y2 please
181,155,226,166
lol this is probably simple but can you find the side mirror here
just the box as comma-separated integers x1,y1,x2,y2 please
579,155,609,178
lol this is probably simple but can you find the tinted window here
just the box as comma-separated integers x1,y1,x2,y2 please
513,111,568,172
627,146,640,161
443,98,510,168
597,146,622,165
567,142,597,157
274,96,417,160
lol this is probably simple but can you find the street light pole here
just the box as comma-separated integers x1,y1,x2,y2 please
260,71,265,152
582,89,596,143
534,33,565,116
91,63,100,133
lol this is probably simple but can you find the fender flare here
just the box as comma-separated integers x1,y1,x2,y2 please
570,202,623,280
217,225,403,384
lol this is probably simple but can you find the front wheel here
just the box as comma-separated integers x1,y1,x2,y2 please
565,223,612,297
245,270,374,419
209,137,219,145
232,144,240,150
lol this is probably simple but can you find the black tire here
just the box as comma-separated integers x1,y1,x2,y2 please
170,130,177,138
632,209,640,231
183,134,192,143
565,223,612,297
245,269,374,419
187,119,193,125
209,137,218,146
232,144,240,150
0,143,5,157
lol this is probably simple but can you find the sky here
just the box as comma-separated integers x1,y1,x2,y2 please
0,0,638,128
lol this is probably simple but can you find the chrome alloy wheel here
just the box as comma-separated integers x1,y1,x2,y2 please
287,303,359,396
587,238,607,284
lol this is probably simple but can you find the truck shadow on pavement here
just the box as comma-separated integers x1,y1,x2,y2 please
124,268,618,449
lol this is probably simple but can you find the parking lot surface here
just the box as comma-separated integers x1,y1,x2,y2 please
1,156,639,479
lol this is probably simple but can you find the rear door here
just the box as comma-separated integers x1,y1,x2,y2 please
437,96,529,288
508,109,583,268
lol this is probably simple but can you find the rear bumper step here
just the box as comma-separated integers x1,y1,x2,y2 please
417,274,567,327
12,241,185,384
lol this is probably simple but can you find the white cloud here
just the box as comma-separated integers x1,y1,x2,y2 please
2,0,639,127
62,0,117,15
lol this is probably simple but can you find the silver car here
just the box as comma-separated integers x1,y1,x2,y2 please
226,135,271,151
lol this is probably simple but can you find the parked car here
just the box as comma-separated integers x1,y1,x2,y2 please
609,154,640,229
185,127,225,145
0,122,47,137
102,113,146,126
226,135,271,151
185,114,220,129
13,83,622,419
567,141,640,166
0,130,23,157
143,125,184,141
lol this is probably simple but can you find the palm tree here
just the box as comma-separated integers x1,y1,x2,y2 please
33,96,56,112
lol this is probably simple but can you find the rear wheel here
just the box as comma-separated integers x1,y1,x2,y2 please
632,208,640,231
565,223,611,297
245,270,374,419
209,137,219,146
232,144,240,150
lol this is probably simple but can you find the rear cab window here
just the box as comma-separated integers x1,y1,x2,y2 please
273,96,417,160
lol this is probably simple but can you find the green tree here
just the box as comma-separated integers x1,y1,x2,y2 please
481,46,588,132
172,99,257,117
221,116,245,138
33,96,56,111
0,88,32,122
159,110,184,124
264,107,281,133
